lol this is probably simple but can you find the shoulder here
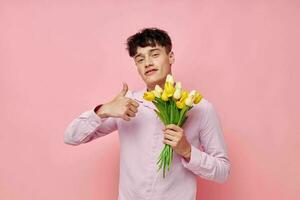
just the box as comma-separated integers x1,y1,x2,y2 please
194,98,222,131
192,97,213,114
190,98,219,125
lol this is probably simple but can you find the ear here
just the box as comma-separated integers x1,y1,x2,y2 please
169,51,175,65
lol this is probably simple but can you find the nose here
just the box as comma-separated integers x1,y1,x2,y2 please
145,56,153,68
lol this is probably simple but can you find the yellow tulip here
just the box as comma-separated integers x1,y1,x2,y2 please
176,101,185,109
161,91,169,101
180,91,189,100
175,90,189,109
143,91,155,101
164,82,175,97
194,91,203,104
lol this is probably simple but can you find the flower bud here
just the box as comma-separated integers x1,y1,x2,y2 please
155,85,163,94
164,82,175,97
166,74,174,85
176,101,185,109
185,96,194,106
143,91,155,101
173,89,182,100
175,82,182,89
194,91,203,104
161,91,169,101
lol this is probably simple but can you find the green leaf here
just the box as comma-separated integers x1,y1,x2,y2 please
157,155,162,165
177,107,186,126
170,148,173,164
153,101,162,111
158,145,167,171
171,100,180,125
157,98,166,106
165,145,169,165
163,150,167,178
154,109,166,124
153,103,168,125
167,145,171,171
170,101,174,124
158,158,163,171
173,103,179,124
158,150,164,171
173,101,177,123
164,101,169,124
179,116,188,127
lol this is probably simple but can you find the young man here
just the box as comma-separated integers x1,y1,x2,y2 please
64,28,231,200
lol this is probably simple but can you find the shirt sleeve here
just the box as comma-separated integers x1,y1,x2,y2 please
64,105,118,146
180,101,231,184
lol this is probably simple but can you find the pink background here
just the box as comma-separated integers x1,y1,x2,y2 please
1,0,299,199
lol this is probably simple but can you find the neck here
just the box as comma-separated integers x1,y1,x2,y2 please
146,74,172,91
147,81,165,92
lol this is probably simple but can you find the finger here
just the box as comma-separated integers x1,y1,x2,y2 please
165,124,182,132
164,129,179,138
164,132,177,141
128,99,139,107
163,139,175,147
118,82,128,97
165,124,181,131
125,110,136,117
121,114,130,121
128,105,138,113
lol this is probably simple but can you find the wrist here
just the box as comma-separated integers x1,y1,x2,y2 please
95,104,109,118
182,145,191,161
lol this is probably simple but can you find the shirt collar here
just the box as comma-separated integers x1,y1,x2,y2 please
132,86,156,110
132,86,147,102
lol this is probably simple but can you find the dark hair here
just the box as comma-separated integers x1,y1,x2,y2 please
126,27,172,57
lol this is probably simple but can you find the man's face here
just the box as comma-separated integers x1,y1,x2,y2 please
133,44,175,90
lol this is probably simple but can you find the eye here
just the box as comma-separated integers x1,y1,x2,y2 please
137,59,144,63
152,53,159,57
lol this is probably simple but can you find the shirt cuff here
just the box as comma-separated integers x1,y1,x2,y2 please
85,106,109,125
181,145,203,171
94,104,103,113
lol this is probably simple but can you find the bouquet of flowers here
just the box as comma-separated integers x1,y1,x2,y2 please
143,74,203,178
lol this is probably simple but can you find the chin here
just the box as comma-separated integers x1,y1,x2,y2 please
147,78,163,86
144,71,164,82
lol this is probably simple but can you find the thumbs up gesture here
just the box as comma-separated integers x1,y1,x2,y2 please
97,82,140,121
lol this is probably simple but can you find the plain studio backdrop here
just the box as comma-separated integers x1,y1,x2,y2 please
0,0,299,199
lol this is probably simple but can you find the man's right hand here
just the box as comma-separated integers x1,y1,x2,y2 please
96,82,139,121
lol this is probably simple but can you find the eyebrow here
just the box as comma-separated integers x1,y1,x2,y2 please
134,48,161,59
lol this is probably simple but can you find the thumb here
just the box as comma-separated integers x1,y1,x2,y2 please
118,82,128,97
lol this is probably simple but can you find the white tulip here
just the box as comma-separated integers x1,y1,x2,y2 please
189,90,196,97
185,96,194,106
155,85,163,93
153,85,163,98
153,90,161,98
175,82,182,89
166,74,174,85
185,90,196,106
173,89,182,100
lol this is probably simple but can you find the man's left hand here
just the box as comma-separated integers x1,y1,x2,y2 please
162,124,191,160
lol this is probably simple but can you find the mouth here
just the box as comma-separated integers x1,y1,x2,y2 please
145,69,158,76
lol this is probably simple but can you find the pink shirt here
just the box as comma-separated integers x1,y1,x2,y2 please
64,86,231,200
